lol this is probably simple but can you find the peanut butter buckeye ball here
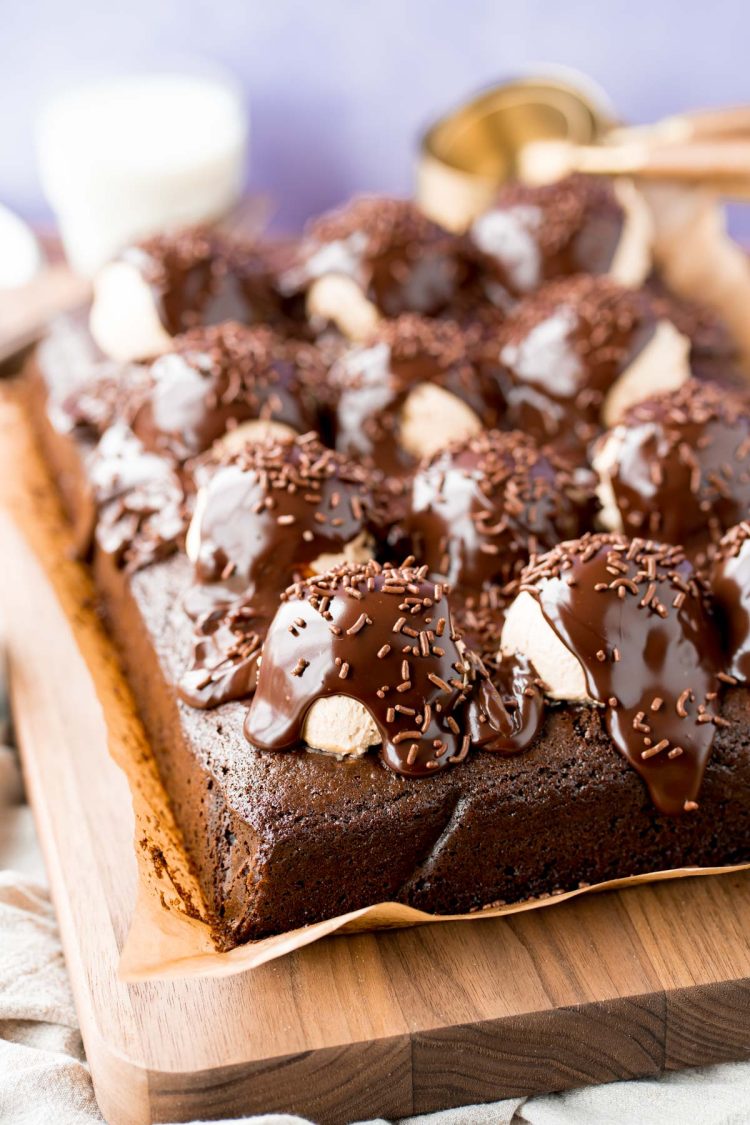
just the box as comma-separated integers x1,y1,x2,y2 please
645,279,743,386
87,423,187,572
46,359,154,558
55,362,151,447
179,434,378,707
243,559,542,773
284,196,474,340
130,322,324,462
593,380,750,556
501,533,724,815
406,429,596,593
90,226,294,363
332,314,503,478
186,432,377,595
469,174,653,307
495,275,691,456
710,522,750,684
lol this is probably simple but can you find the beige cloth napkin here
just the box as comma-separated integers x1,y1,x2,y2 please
2,741,750,1125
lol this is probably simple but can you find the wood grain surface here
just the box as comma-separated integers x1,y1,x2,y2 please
3,380,750,1125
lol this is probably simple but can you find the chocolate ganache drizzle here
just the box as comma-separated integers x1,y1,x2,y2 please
333,314,503,477
87,423,187,571
59,362,151,440
495,275,658,455
407,429,595,593
179,598,267,711
123,227,289,337
470,174,626,304
243,559,542,776
511,533,724,815
646,279,743,384
131,322,323,461
711,522,750,684
179,433,376,707
594,379,750,553
289,196,474,319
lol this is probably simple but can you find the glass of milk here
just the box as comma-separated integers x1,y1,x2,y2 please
36,68,249,276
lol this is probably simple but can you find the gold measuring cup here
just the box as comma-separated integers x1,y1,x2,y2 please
417,72,616,231
418,75,750,229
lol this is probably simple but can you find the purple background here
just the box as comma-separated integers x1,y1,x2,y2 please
3,0,750,233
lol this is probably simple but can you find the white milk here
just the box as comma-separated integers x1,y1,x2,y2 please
36,71,249,275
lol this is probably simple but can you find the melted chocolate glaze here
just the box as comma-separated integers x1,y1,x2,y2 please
333,314,505,477
131,322,324,461
190,433,375,592
645,274,743,384
124,227,293,338
494,275,657,457
243,559,542,776
179,600,265,708
470,174,626,305
711,522,750,684
407,429,596,593
58,362,151,440
596,380,750,554
469,654,546,753
290,196,476,319
178,434,378,706
516,534,724,814
88,423,188,571
452,585,510,673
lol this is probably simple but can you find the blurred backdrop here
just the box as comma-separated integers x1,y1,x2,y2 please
3,0,750,232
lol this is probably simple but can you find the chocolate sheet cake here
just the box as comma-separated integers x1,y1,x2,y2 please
24,182,750,947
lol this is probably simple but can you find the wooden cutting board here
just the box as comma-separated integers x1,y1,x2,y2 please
3,381,750,1125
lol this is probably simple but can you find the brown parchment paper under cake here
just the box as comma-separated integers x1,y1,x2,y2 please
3,186,750,980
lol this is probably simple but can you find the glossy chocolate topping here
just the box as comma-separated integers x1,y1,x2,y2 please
88,423,187,571
596,380,750,552
710,521,750,684
407,429,596,592
124,227,287,337
333,314,504,477
131,322,323,461
469,652,546,754
452,585,510,672
179,434,377,705
496,275,657,454
293,196,474,319
58,361,151,439
645,277,742,383
190,432,375,593
470,174,625,304
243,559,541,775
179,599,265,709
516,533,724,814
